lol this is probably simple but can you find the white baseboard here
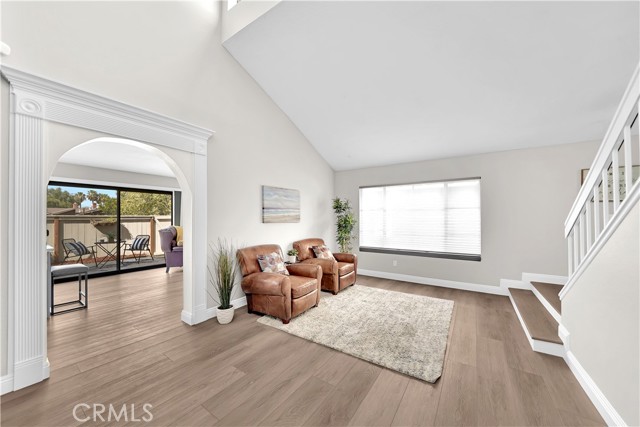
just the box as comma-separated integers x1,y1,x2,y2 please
558,324,570,348
202,296,248,322
1,374,14,395
522,272,567,286
500,278,529,290
564,350,627,426
181,310,194,325
13,356,45,391
358,269,508,296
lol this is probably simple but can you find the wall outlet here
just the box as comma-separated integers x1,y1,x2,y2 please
392,260,397,267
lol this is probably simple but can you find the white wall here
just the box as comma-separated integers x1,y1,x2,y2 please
335,141,599,287
563,201,639,426
222,0,281,43
1,77,10,377
0,0,334,368
52,162,181,191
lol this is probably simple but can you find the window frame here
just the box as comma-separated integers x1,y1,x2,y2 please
358,177,482,262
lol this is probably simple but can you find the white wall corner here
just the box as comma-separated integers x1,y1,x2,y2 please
564,351,628,427
1,374,14,395
358,269,509,296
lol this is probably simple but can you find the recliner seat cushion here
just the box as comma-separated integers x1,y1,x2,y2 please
337,262,354,276
289,275,318,298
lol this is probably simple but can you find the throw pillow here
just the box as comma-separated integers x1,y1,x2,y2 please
312,245,334,259
174,225,184,247
257,252,290,275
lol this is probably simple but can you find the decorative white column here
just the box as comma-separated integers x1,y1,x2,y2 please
9,90,49,390
192,143,208,324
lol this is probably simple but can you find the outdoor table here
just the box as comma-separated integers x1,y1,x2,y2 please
95,240,126,269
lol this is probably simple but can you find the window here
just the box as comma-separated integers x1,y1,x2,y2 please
359,178,481,261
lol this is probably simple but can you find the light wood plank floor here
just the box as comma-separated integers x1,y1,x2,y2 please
1,270,604,426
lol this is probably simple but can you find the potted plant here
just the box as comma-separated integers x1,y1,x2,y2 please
286,248,298,263
333,197,357,252
105,231,116,243
208,239,239,324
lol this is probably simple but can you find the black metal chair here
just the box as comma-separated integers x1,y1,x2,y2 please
123,235,154,264
62,238,98,267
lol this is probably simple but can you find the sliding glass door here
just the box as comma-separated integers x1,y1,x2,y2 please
47,181,173,277
120,190,172,271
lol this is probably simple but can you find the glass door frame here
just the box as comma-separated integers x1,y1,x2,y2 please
48,180,174,279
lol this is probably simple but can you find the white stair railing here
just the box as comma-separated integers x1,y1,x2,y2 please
561,65,640,300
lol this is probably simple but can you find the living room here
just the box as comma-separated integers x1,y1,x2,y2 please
0,1,638,426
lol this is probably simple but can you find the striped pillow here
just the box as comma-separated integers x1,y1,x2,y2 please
131,236,149,251
65,241,90,256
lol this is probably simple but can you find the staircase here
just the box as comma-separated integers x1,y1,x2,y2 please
506,277,565,357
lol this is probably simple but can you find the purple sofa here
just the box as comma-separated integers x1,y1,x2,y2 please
158,226,183,273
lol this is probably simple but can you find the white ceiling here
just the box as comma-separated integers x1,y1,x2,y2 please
224,1,640,171
58,139,176,177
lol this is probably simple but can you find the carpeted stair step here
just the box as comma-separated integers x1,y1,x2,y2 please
509,289,562,344
531,281,562,315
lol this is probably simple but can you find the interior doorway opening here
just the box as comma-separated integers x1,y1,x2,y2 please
3,66,212,393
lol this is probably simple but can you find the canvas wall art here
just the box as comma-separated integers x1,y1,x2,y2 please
262,186,300,223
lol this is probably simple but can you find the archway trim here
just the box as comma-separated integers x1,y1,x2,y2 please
1,66,214,393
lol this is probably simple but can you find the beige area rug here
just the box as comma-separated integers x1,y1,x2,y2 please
257,285,454,382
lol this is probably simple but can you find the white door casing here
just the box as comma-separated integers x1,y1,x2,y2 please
1,66,214,392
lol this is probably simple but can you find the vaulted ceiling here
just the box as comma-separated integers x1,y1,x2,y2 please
224,1,639,171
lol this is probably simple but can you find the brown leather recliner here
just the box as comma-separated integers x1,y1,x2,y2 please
236,244,322,324
293,238,357,295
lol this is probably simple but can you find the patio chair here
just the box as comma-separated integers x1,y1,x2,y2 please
123,235,154,264
62,238,98,268
159,227,182,272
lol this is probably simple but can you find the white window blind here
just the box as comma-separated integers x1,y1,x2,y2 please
359,178,481,259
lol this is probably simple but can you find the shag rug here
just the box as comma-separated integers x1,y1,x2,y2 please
257,285,454,382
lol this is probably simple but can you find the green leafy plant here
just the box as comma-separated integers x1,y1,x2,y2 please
208,239,239,310
287,248,298,257
105,231,116,242
333,197,357,253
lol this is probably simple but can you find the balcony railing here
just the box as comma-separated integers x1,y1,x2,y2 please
561,65,640,299
46,214,172,266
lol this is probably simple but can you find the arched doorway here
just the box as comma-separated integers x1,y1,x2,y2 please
3,67,213,392
48,135,192,303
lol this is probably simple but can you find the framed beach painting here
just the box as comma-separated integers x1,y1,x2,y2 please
262,186,300,223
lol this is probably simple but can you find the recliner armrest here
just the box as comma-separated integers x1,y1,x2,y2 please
241,272,291,297
334,253,357,264
286,263,321,279
301,258,337,274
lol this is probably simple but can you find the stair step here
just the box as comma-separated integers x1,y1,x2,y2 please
509,289,562,344
531,281,562,314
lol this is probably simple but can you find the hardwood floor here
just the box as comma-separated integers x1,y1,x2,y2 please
1,270,604,426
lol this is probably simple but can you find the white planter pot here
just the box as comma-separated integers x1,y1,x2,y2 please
216,305,235,324
288,256,297,263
